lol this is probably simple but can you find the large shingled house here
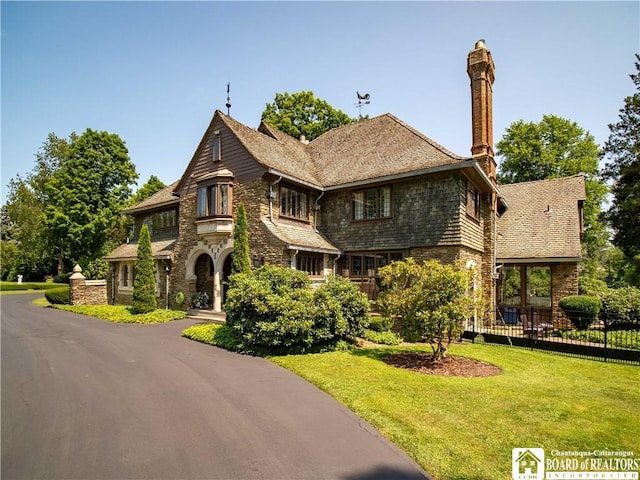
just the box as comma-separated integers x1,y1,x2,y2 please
105,40,585,322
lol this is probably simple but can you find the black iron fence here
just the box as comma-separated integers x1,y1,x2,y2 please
462,306,640,365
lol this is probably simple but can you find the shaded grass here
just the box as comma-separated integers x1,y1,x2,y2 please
271,344,640,480
54,304,186,324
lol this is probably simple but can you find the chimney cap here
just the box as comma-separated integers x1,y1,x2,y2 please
475,39,487,49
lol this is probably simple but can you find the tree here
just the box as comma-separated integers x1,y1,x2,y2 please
377,258,481,360
261,91,355,141
132,225,157,314
2,176,56,280
129,175,166,206
44,129,138,273
602,54,640,280
496,114,609,267
231,204,251,275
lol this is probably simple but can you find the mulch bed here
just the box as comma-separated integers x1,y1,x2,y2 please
382,352,502,377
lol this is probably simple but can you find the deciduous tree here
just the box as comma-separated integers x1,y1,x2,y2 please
496,115,608,269
261,91,355,141
602,54,640,282
44,129,138,272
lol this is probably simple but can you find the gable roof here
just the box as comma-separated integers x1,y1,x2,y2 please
123,181,180,214
175,110,478,194
496,175,586,262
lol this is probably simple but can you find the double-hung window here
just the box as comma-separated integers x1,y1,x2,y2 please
353,186,391,220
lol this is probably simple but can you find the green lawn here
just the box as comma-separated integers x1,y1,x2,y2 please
0,281,64,294
271,343,640,480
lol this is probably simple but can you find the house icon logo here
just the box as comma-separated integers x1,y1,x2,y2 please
512,448,545,480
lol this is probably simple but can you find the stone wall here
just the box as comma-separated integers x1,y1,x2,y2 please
552,262,579,329
69,266,107,306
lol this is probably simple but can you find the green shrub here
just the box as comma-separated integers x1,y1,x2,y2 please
44,286,70,305
361,329,403,345
599,286,640,328
377,258,481,360
132,225,157,314
55,304,185,324
578,276,607,296
368,315,395,332
53,273,71,284
225,265,370,354
558,295,602,330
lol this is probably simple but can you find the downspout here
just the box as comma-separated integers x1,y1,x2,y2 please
333,253,341,276
269,176,283,222
290,249,299,270
313,191,325,233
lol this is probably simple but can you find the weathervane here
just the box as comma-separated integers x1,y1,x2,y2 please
356,91,370,120
226,82,231,116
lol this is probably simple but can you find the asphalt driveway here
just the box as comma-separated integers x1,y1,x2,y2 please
1,294,429,480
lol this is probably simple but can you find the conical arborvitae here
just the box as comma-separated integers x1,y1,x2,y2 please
231,204,251,275
132,224,157,314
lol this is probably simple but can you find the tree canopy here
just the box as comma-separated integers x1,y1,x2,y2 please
261,91,355,141
129,175,167,206
2,128,138,280
44,129,138,272
496,114,608,269
602,54,640,283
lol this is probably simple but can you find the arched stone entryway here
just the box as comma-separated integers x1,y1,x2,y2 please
194,253,214,308
185,238,234,312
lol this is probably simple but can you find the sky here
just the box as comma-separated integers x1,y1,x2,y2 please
1,1,638,205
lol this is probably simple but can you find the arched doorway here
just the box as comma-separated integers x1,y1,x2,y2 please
194,253,214,309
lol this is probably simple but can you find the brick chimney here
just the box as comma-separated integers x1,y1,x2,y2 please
467,39,496,184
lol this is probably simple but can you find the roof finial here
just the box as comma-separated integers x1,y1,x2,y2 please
226,82,231,116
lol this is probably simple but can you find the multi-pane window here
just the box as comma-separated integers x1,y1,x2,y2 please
152,210,177,230
296,254,323,276
280,185,308,220
466,181,481,220
353,186,391,220
338,252,403,277
197,183,232,218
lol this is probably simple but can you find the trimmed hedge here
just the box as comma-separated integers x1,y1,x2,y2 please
559,295,602,330
44,286,71,305
361,329,403,346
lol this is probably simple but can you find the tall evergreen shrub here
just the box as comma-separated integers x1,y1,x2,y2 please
132,225,157,314
232,204,251,275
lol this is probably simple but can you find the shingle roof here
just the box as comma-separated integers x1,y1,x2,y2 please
104,239,176,261
496,175,586,261
261,219,340,254
220,111,468,188
123,181,180,214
